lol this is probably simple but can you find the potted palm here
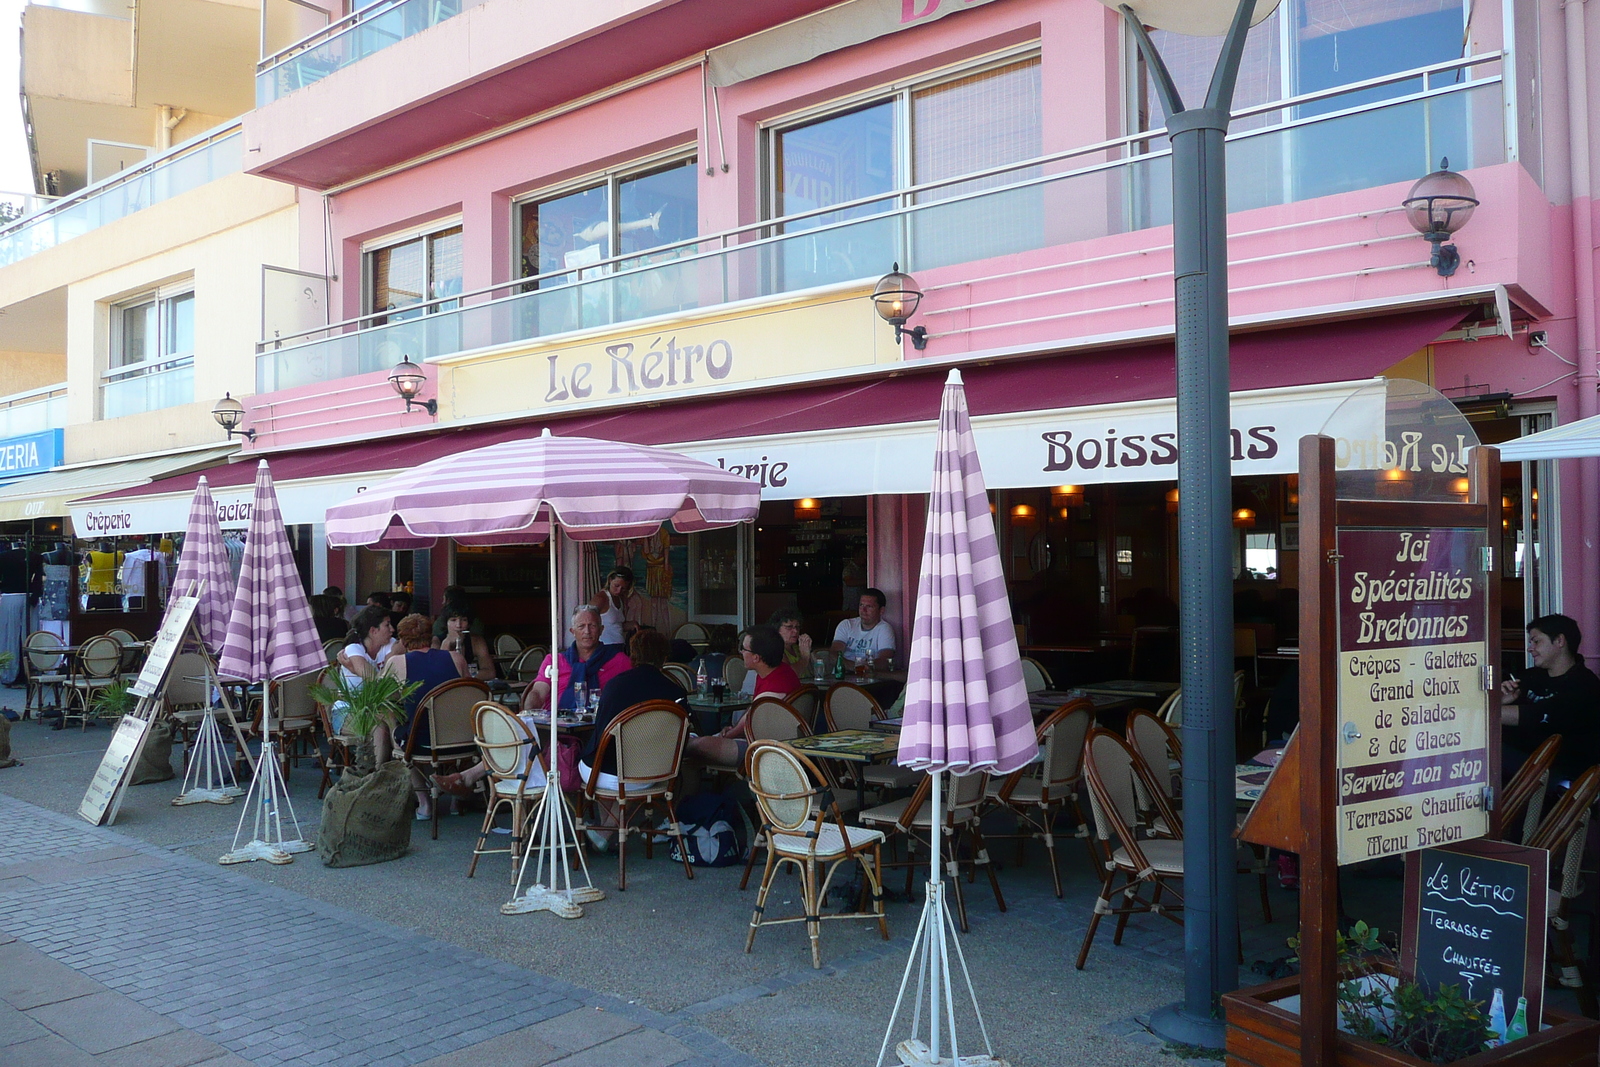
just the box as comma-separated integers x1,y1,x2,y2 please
308,672,421,867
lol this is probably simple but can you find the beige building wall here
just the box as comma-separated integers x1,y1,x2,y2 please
0,352,67,395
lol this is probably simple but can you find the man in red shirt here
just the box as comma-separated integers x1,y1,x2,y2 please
685,625,798,768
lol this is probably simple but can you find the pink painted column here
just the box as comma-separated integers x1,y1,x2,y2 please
1565,0,1598,646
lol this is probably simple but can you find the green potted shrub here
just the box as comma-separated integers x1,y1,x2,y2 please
308,672,417,774
90,679,138,722
308,671,422,869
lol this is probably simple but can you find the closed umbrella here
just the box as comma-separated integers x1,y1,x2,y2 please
326,430,759,917
169,476,245,806
879,369,1033,1067
218,461,326,865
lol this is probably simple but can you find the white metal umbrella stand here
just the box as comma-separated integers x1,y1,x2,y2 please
219,686,311,864
875,773,1008,1067
172,711,243,805
502,533,605,918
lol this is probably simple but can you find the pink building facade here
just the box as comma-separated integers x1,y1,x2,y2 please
85,0,1600,669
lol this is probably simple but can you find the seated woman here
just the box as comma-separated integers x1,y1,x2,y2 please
684,625,801,769
770,608,814,669
374,613,468,820
431,600,497,680
331,605,397,733
578,628,687,851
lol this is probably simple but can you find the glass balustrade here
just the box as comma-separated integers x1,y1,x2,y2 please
102,361,195,420
259,0,469,105
0,391,67,438
257,73,1505,393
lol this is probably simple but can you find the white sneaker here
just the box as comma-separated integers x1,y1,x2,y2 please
585,829,611,853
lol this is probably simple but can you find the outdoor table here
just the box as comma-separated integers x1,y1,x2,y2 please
1235,747,1284,805
1077,679,1178,699
1027,690,1136,731
787,728,901,811
684,693,750,735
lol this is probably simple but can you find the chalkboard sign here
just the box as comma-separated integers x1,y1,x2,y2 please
1402,839,1548,1025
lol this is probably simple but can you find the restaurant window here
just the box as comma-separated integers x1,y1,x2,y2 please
1132,0,1471,210
366,224,464,325
103,285,194,419
515,155,699,334
766,52,1042,288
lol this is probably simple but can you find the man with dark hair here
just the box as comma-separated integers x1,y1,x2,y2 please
1501,613,1600,781
366,591,393,612
683,625,800,771
830,587,896,667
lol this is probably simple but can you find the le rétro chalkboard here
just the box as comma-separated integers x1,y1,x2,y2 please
1402,839,1548,1025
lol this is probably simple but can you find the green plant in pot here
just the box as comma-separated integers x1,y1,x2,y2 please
309,672,418,775
90,679,138,722
1290,921,1494,1064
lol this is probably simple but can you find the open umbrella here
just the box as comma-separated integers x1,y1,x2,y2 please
326,430,759,917
217,461,326,865
879,369,1034,1067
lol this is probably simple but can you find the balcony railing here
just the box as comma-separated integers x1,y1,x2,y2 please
257,54,1507,394
257,0,480,105
0,384,67,438
0,124,242,269
102,358,195,420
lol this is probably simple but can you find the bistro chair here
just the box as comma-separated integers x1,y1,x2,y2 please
509,646,546,683
254,669,322,779
164,651,212,753
1499,735,1562,844
785,685,821,731
824,683,916,794
493,633,522,662
722,655,748,692
1527,764,1600,1016
662,662,695,691
1233,626,1259,686
1157,687,1182,725
1019,656,1053,694
321,637,344,665
63,635,124,729
1076,728,1185,969
403,678,492,840
106,628,144,679
313,667,359,799
859,769,1005,932
577,699,694,890
743,740,889,968
736,698,814,889
467,701,546,883
23,630,68,718
982,699,1094,897
674,621,709,649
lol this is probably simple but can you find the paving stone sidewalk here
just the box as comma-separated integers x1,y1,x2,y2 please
0,793,759,1067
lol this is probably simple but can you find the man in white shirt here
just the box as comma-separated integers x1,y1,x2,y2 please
831,588,895,666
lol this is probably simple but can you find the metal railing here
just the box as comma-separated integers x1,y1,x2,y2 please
0,384,67,438
102,358,195,420
257,0,478,105
257,53,1506,393
0,124,243,269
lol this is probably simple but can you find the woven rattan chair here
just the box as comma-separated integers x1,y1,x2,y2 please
1157,687,1182,725
662,662,695,691
744,740,889,968
404,678,492,840
674,621,709,649
859,769,1004,932
106,628,144,678
313,669,361,799
1499,735,1562,844
508,646,546,682
1527,764,1600,1015
493,633,522,661
578,699,694,890
322,637,344,665
63,635,124,729
982,699,1094,897
823,683,916,793
468,702,546,882
722,655,748,691
1076,728,1185,969
785,686,821,729
164,651,212,753
254,669,322,779
23,630,68,718
1019,656,1052,694
736,697,815,889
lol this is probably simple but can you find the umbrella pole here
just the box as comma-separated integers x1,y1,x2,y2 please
502,526,603,919
929,771,943,1063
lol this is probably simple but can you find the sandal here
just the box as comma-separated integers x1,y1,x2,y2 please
434,772,473,797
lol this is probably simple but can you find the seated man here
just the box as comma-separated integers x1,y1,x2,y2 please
521,607,632,712
831,587,896,667
1501,613,1600,782
684,625,801,770
578,628,687,851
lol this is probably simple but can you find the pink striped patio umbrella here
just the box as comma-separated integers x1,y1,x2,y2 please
163,476,235,654
325,430,760,549
217,461,323,865
880,369,1031,1067
325,430,761,917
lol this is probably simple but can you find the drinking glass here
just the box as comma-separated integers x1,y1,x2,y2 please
813,654,828,683
572,682,587,714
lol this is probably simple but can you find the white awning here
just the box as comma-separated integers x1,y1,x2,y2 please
0,445,236,528
1497,415,1600,461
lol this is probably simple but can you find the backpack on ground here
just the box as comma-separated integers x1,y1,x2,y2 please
667,791,747,867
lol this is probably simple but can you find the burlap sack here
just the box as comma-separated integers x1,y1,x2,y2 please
0,715,18,768
317,760,415,867
130,719,174,784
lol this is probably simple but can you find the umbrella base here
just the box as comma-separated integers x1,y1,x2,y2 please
172,787,243,806
219,839,295,865
499,884,606,919
893,1039,1009,1067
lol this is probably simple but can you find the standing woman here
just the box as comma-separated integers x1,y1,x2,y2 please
590,566,638,649
332,605,397,733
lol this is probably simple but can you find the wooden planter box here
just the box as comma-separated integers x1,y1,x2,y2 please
1223,975,1600,1067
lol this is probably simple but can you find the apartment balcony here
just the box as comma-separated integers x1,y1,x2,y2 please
0,384,67,438
245,0,838,188
258,56,1531,400
0,123,242,269
102,358,194,419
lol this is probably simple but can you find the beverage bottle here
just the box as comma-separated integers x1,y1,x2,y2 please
1506,997,1529,1042
1486,988,1507,1047
833,650,845,679
696,660,708,697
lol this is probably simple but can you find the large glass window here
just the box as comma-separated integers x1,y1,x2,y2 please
517,156,699,334
769,55,1042,288
1137,0,1470,208
367,225,463,324
104,287,194,418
